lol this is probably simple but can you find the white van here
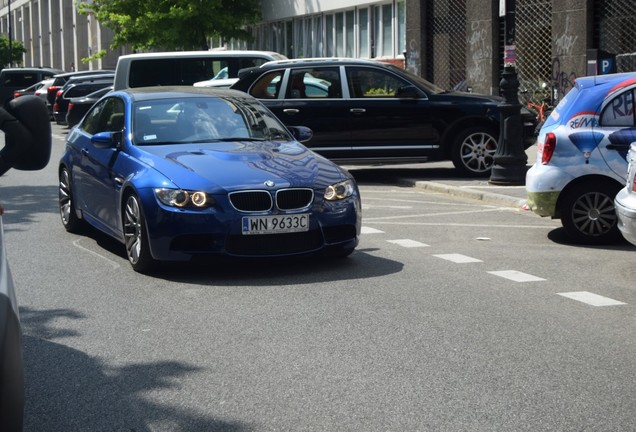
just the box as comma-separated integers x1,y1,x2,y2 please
113,50,287,90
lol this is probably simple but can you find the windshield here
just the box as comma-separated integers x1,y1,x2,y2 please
132,96,292,145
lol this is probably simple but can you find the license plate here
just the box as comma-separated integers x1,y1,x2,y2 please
242,214,310,235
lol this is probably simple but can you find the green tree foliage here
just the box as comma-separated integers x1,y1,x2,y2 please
0,35,27,69
77,0,261,55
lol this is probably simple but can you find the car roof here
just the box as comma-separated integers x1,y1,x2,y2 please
65,73,114,83
1,66,62,73
260,57,387,69
53,69,114,79
117,86,250,102
118,50,287,60
574,72,636,90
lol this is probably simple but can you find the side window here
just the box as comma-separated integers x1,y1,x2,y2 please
307,68,340,98
249,70,285,99
345,67,410,98
82,97,125,134
601,89,635,127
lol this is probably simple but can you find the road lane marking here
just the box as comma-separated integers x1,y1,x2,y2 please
363,207,521,222
557,291,626,307
72,239,121,268
363,221,556,229
361,226,385,234
488,270,546,282
363,204,413,209
387,239,429,248
434,254,482,263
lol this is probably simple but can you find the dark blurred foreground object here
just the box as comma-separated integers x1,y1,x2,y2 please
0,95,52,432
0,96,52,176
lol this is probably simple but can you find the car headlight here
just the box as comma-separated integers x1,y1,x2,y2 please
154,188,215,208
324,179,355,201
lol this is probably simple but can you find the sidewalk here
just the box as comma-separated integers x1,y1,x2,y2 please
410,146,537,209
350,146,536,210
409,178,529,209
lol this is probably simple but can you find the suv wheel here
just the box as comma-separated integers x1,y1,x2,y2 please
451,126,498,177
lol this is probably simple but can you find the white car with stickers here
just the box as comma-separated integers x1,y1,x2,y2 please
526,72,636,244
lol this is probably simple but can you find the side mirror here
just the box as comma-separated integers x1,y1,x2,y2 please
0,96,52,176
396,85,422,99
91,131,120,148
287,126,313,143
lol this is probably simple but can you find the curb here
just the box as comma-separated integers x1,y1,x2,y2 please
400,179,528,209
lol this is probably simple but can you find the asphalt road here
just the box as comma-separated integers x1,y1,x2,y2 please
2,125,636,431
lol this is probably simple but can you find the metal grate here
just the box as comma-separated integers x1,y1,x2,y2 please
594,0,636,72
515,0,553,107
426,0,467,90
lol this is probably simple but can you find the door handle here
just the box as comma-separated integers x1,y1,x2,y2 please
350,108,366,114
81,148,89,156
283,109,300,114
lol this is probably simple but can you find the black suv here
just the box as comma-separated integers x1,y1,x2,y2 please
52,75,114,125
231,58,537,176
0,67,62,104
46,70,114,114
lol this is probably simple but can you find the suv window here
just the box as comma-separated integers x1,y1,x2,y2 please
345,67,410,98
129,57,272,88
2,71,40,87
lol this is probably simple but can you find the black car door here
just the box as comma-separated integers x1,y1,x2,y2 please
342,65,437,161
249,67,354,159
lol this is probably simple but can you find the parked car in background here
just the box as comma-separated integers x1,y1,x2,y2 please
53,76,114,125
12,79,47,99
66,86,113,128
58,86,360,272
113,50,287,91
46,70,114,114
0,67,62,104
231,58,537,176
526,72,636,244
0,95,52,431
614,143,636,246
32,78,55,103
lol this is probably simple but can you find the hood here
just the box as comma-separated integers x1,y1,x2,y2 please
135,140,342,191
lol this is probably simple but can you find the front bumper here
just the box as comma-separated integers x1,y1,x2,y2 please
140,190,361,262
615,187,636,246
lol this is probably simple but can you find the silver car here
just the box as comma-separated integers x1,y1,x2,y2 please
615,142,636,246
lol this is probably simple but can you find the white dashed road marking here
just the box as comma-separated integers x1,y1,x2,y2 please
433,253,483,263
361,226,385,234
558,291,626,307
488,270,546,282
387,239,429,248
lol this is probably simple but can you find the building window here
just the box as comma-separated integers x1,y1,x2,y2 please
238,1,405,61
359,8,370,58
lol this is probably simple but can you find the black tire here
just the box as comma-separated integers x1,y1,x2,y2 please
560,180,622,244
58,167,83,233
123,194,156,273
451,126,498,177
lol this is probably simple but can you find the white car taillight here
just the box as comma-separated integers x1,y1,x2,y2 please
540,132,556,164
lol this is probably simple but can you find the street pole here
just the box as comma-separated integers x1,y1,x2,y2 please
8,0,12,67
489,0,528,185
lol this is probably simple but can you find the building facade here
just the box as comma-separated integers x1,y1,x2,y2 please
1,0,634,102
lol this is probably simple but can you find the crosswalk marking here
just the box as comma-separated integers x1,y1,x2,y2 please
433,253,482,263
361,226,384,234
487,270,546,282
557,291,626,307
387,239,429,248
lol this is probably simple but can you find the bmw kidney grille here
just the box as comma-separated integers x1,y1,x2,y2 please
229,189,314,212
